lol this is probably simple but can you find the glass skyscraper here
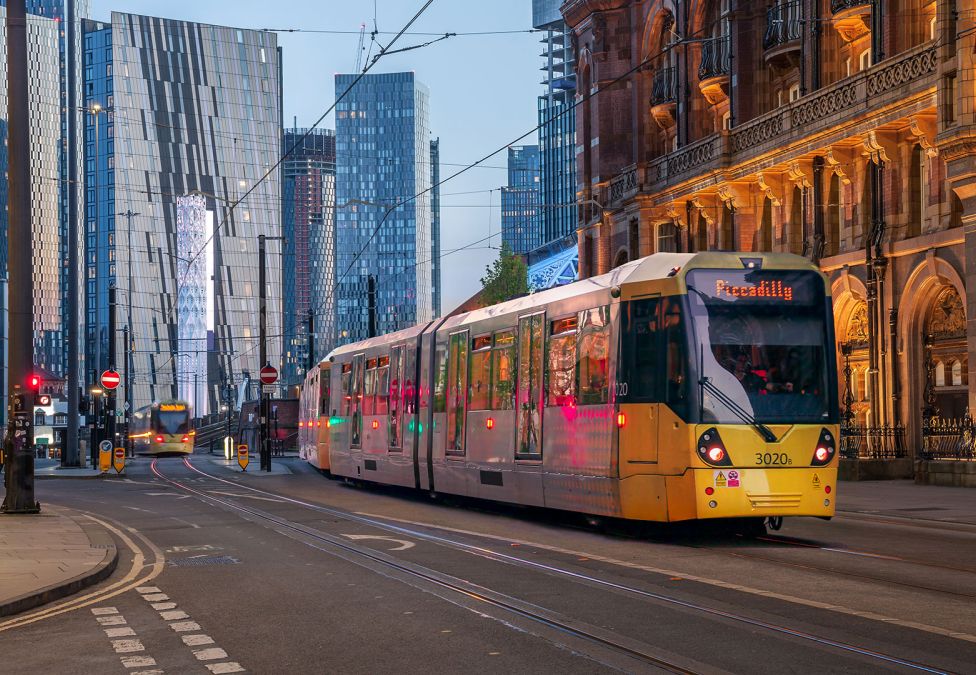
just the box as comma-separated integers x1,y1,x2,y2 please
501,145,542,255
335,71,433,342
282,127,336,385
83,13,282,412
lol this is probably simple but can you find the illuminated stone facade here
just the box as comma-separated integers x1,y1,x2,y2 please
564,0,976,478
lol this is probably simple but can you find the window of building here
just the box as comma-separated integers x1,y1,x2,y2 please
952,360,963,387
859,49,872,71
788,84,800,102
35,410,45,426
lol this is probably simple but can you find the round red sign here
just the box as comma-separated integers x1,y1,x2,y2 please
100,370,121,390
259,365,278,385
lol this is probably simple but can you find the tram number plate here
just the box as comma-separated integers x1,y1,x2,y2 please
755,452,792,466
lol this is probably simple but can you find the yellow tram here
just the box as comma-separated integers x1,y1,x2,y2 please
304,252,839,525
129,400,194,455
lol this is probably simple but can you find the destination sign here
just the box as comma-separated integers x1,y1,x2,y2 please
714,279,793,302
159,404,187,411
686,269,822,307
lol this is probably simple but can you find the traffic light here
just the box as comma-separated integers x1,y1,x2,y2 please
28,374,41,391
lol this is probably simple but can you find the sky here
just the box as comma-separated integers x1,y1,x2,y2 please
89,0,543,312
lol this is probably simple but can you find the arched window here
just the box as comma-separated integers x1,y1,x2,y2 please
35,410,45,426
935,360,946,387
951,360,963,386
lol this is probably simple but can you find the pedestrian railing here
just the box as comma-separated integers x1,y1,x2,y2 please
921,416,976,460
840,424,906,459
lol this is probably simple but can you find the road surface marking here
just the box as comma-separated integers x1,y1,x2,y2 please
120,656,157,668
136,586,161,594
97,615,127,626
208,490,283,503
151,602,176,610
205,663,245,673
112,639,145,653
182,634,215,646
160,610,189,621
105,627,136,637
91,607,118,616
341,534,415,551
194,647,229,661
356,511,976,644
142,593,168,602
131,671,163,675
170,621,202,632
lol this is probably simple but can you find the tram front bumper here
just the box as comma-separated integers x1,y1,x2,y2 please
683,466,838,520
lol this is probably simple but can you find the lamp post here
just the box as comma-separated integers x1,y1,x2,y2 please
88,386,103,469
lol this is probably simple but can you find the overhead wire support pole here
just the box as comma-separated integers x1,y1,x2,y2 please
258,234,284,473
119,210,139,456
64,0,81,468
3,0,39,514
107,284,117,448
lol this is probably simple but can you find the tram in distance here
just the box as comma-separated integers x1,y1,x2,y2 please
129,399,194,456
299,251,840,525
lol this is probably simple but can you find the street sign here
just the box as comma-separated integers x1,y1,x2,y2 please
113,447,125,474
37,395,51,406
237,444,249,471
262,385,276,394
100,370,121,390
98,441,112,473
99,440,113,453
123,401,130,412
259,365,278,385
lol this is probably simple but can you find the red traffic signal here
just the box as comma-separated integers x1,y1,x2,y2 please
28,374,41,391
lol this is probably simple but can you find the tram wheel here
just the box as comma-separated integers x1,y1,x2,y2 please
730,517,767,538
766,516,784,531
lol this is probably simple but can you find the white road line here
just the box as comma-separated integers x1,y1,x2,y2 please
91,607,118,616
120,655,157,668
142,593,169,602
131,670,164,675
105,627,137,638
97,615,127,626
151,602,176,610
208,490,283,503
112,639,145,653
193,647,229,661
182,634,215,646
169,621,202,632
136,586,162,594
206,663,245,674
159,610,189,621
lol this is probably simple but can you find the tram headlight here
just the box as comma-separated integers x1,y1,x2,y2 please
697,428,732,467
810,428,836,467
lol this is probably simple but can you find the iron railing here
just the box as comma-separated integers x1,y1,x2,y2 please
840,424,906,459
699,36,730,80
921,416,976,460
764,1,803,50
831,0,871,14
651,66,677,105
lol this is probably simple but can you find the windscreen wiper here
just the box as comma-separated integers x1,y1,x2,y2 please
699,376,778,443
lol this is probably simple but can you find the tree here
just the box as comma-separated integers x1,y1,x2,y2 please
480,243,530,306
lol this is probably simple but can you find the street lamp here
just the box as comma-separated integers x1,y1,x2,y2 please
88,387,103,468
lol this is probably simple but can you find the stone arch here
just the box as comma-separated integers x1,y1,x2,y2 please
613,249,630,269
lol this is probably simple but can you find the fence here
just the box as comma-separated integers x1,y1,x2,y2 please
840,424,906,459
921,416,976,460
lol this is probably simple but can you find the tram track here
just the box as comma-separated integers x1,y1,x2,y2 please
151,457,961,674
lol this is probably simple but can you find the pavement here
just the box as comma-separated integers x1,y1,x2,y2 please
835,478,976,525
0,503,118,617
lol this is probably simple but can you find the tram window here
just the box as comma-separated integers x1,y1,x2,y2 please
577,306,610,405
447,332,469,455
363,362,377,416
376,358,390,415
662,298,689,418
341,363,353,417
622,298,662,402
433,343,448,413
491,330,516,410
547,321,576,406
389,347,403,447
469,336,491,411
351,355,364,447
319,370,330,415
404,347,418,414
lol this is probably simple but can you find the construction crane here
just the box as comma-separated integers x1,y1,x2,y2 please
355,22,366,72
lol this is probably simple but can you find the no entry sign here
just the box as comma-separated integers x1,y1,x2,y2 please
100,370,121,390
259,365,278,385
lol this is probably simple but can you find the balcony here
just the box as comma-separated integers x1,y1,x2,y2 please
764,1,803,66
650,66,677,128
830,0,871,42
698,36,730,105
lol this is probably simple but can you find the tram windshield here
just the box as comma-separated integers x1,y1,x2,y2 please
686,269,834,425
152,405,191,434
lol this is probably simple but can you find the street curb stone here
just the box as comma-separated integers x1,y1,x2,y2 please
0,509,119,617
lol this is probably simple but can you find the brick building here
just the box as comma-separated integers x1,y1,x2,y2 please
563,0,976,483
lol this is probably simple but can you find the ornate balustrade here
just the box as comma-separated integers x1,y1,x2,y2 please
764,1,803,50
607,166,639,207
651,66,677,106
831,0,871,14
840,424,907,459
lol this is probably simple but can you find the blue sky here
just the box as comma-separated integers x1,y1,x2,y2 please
89,0,542,311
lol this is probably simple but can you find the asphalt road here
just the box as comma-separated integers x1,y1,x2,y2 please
2,455,974,674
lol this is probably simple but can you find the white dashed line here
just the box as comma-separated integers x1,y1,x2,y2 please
135,586,161,594
182,634,215,646
141,593,169,602
112,639,145,653
159,610,189,621
193,647,229,661
105,627,137,638
97,615,127,626
169,621,202,632
120,655,157,668
131,670,164,675
205,663,245,674
151,602,177,610
91,607,119,616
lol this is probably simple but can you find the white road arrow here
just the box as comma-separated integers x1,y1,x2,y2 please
342,534,415,551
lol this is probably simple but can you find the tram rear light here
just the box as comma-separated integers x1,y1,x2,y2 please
707,447,725,463
616,412,627,428
372,420,379,429
181,435,189,443
486,417,495,430
298,421,304,428
154,435,164,443
825,485,831,494
697,428,732,467
814,447,829,462
317,420,322,427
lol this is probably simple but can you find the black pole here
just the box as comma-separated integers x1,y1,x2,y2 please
307,309,314,371
367,274,377,338
107,284,116,447
259,235,269,472
3,0,39,514
123,324,130,456
64,0,81,468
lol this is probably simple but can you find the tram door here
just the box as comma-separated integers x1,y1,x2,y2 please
516,313,545,458
446,331,469,455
